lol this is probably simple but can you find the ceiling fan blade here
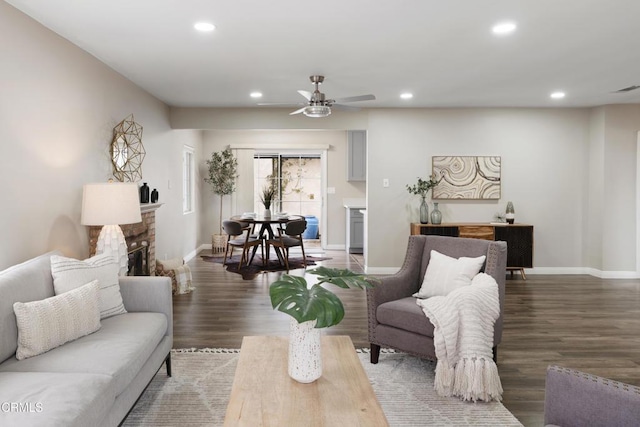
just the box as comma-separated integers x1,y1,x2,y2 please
334,94,376,103
289,107,307,115
258,102,306,107
332,104,361,111
298,90,313,100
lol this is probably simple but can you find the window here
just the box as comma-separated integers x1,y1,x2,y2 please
254,153,322,237
183,146,195,214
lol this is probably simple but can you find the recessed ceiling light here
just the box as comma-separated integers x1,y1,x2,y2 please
492,21,517,35
194,22,215,32
550,91,566,99
400,93,413,100
250,92,263,98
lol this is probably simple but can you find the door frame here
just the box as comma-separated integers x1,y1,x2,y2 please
254,148,328,251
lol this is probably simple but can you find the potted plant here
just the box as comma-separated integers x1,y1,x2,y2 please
406,173,439,224
205,148,238,255
269,267,377,383
260,183,276,218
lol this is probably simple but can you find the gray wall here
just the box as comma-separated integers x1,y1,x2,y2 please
366,108,590,271
2,1,639,277
0,2,202,270
172,105,640,276
200,130,366,249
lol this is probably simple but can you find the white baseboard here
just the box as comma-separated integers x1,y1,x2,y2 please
522,267,639,279
584,268,640,279
526,267,589,275
185,244,210,262
325,244,346,251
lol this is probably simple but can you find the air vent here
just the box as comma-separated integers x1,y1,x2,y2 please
614,85,640,93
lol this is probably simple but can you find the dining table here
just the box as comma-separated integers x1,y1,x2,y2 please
230,214,302,264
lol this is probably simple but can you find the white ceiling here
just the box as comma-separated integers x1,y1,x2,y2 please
7,0,640,108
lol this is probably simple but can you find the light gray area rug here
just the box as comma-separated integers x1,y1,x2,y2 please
123,349,523,426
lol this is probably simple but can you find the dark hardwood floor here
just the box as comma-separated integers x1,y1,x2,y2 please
175,250,640,427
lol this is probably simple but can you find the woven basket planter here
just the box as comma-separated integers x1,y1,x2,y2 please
211,234,227,257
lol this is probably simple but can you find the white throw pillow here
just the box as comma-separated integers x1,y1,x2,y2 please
13,280,101,360
413,250,486,298
51,253,127,319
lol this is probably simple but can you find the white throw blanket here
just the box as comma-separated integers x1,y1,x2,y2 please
416,273,503,402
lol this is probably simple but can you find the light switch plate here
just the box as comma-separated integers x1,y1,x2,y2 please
383,178,389,188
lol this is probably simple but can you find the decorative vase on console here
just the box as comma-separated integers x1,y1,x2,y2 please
419,197,429,224
430,202,442,225
406,174,440,225
150,188,159,203
506,201,515,224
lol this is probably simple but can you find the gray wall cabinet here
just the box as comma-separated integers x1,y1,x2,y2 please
347,130,367,181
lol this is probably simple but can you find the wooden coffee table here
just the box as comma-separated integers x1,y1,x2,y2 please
224,335,388,426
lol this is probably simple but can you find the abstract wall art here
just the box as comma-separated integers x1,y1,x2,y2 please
432,156,501,199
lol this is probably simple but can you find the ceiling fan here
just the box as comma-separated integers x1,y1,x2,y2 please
259,75,375,118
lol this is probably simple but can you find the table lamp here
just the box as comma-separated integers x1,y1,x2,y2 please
81,182,142,276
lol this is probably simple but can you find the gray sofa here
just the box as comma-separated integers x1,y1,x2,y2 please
0,251,173,427
544,365,640,427
367,235,507,363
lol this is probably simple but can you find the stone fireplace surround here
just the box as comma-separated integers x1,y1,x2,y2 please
88,203,162,276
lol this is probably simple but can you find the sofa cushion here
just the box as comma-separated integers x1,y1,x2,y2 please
414,250,486,298
377,297,435,337
0,371,115,427
14,280,101,360
0,252,58,364
51,254,127,319
0,312,166,396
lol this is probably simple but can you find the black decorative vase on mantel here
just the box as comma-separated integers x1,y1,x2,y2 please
151,189,159,203
140,183,150,203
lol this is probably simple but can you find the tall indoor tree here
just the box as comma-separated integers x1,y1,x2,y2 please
205,148,238,253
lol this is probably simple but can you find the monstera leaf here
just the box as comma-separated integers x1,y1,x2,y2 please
308,266,376,290
269,269,377,329
270,274,344,328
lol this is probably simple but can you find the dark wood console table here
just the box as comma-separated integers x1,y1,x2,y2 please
410,223,534,279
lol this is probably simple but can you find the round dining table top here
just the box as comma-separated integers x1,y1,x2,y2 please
230,214,303,240
231,214,302,224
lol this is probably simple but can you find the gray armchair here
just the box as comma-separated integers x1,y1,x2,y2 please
544,365,640,427
366,235,507,363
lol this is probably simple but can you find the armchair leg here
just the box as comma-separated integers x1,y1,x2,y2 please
370,344,381,364
492,346,498,363
165,352,172,377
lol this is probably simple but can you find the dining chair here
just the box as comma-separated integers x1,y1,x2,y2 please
222,220,264,270
267,219,307,272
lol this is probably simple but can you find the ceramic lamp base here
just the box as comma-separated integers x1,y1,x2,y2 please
96,224,129,276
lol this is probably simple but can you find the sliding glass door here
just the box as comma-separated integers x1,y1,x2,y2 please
254,153,322,240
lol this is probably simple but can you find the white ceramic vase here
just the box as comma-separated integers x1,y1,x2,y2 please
288,318,322,383
263,208,271,219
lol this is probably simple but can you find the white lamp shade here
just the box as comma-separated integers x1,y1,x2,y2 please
81,182,142,226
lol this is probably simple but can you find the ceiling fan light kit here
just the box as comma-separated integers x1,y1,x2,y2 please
303,105,331,118
262,75,375,118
